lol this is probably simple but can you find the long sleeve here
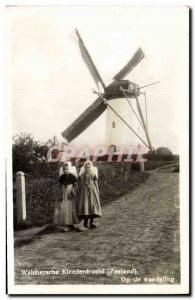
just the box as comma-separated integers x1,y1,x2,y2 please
59,173,77,187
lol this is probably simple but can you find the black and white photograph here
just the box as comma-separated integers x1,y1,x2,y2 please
6,5,189,295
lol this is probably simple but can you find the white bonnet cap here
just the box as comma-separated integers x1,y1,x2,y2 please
79,160,98,178
59,161,78,178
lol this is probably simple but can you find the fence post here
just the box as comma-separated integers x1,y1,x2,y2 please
16,171,26,224
136,153,146,172
139,160,145,171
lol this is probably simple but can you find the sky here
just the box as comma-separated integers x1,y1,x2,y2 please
7,6,189,154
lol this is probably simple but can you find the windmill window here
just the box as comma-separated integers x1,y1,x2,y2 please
112,121,116,128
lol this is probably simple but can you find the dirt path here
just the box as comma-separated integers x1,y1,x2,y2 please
15,171,179,285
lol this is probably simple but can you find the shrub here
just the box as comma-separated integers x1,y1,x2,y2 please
26,176,61,225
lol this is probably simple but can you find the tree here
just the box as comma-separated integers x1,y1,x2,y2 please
12,133,49,175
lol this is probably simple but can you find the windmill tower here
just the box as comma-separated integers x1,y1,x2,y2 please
62,29,155,154
105,97,145,150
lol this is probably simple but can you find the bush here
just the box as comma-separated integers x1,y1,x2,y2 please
26,177,61,225
156,147,173,155
12,133,61,179
98,163,149,206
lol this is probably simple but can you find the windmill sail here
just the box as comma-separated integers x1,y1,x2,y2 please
61,97,107,142
113,48,145,81
75,29,106,90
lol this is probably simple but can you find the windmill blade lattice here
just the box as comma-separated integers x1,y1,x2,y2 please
75,29,106,90
113,48,145,81
61,97,107,142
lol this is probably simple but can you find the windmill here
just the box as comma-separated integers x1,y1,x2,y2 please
62,29,158,152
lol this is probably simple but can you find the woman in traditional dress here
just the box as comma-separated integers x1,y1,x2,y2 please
53,162,79,231
78,160,101,229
